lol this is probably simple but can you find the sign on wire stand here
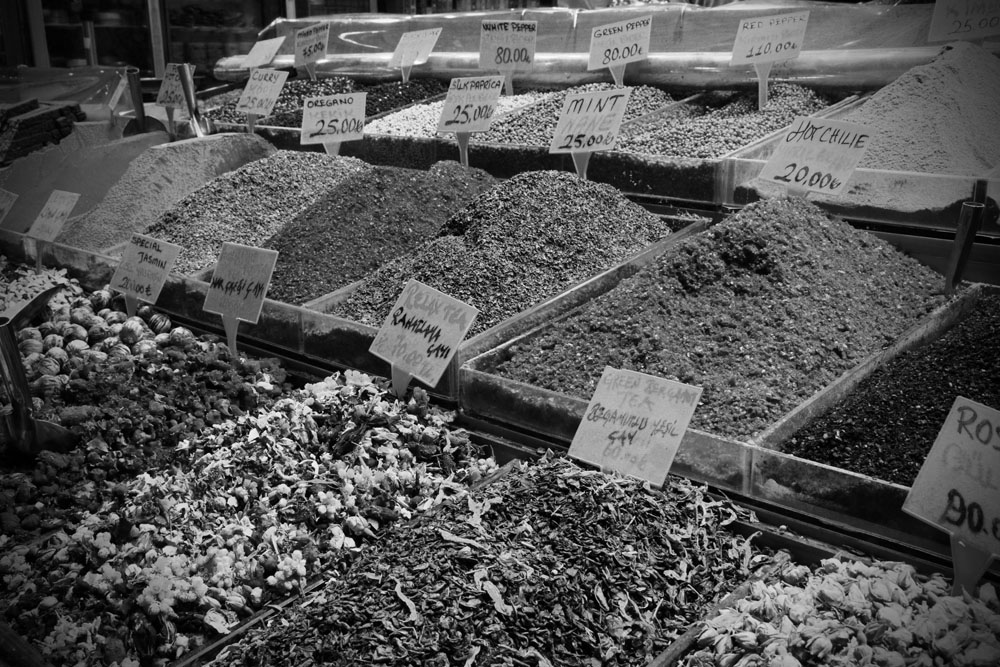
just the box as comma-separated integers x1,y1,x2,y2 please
437,76,504,166
389,28,442,83
0,188,16,226
928,0,1000,42
294,23,330,79
203,242,278,356
300,92,366,155
156,63,185,108
109,233,181,316
548,87,632,179
237,68,289,133
479,20,537,95
27,190,79,242
587,16,652,87
729,11,809,108
243,36,286,69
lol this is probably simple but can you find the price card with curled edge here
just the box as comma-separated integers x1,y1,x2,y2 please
0,188,16,226
757,116,871,197
300,92,366,146
929,0,1000,42
587,15,652,86
569,367,702,487
243,36,286,69
369,279,478,397
389,28,442,68
479,20,537,71
204,243,278,356
110,233,181,315
27,190,80,242
437,76,504,134
156,63,185,108
236,68,289,117
903,397,1000,593
294,23,330,67
729,11,809,66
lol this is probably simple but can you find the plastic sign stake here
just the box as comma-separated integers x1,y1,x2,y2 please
26,189,79,274
237,68,289,133
110,234,181,317
437,76,504,167
369,279,478,398
729,11,810,109
156,63,186,136
243,36,286,70
929,0,1000,42
479,20,537,95
588,16,652,87
758,116,871,198
203,243,278,357
300,92,366,156
570,367,702,487
389,28,442,84
107,72,128,124
0,188,17,226
549,88,632,180
295,23,330,80
903,397,1000,594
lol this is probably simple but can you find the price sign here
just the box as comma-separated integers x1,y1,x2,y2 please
0,188,17,226
588,16,652,86
549,88,632,154
437,76,504,134
204,242,278,355
156,63,186,108
570,367,702,486
389,28,442,68
929,0,1000,42
110,233,181,306
479,20,537,71
27,190,80,242
236,68,289,118
369,279,478,394
904,397,1000,590
300,92,366,146
294,23,330,67
758,116,871,196
730,11,809,65
243,36,286,69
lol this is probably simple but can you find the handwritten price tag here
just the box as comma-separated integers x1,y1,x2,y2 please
588,16,652,77
300,93,366,146
243,36,286,69
730,11,809,65
758,116,871,196
236,68,289,118
437,76,504,134
549,88,632,154
929,0,1000,42
0,188,17,226
156,63,186,108
294,23,329,67
570,367,702,486
389,28,442,68
110,233,181,305
204,243,278,324
479,20,537,71
28,190,80,242
370,279,478,392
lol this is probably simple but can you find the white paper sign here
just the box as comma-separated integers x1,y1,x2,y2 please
369,279,478,387
730,11,810,65
108,73,128,110
110,234,181,304
758,116,871,196
437,76,504,134
570,367,702,486
236,68,289,118
27,190,80,242
904,397,1000,557
203,243,278,324
243,36,286,69
294,23,330,67
929,0,1000,42
0,188,17,226
587,16,652,71
479,20,537,71
389,28,442,68
548,88,632,154
156,63,186,108
300,92,366,145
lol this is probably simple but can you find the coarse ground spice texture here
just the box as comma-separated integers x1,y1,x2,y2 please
265,161,497,305
146,151,370,275
212,455,763,667
494,198,948,440
782,292,1000,486
328,171,674,335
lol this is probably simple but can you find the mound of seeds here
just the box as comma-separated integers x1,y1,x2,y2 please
212,454,764,667
329,171,674,335
146,151,370,275
265,161,497,305
494,198,948,440
204,76,358,126
363,78,448,118
783,292,1000,485
617,83,831,159
366,91,554,138
475,84,674,146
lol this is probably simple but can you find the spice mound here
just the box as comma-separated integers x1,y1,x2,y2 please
494,197,947,440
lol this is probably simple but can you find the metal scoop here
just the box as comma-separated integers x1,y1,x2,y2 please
177,63,215,139
122,67,167,137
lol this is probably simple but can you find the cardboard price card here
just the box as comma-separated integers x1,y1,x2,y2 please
300,93,366,145
479,20,537,71
758,116,871,196
437,76,504,134
548,88,632,154
243,36,286,69
570,367,702,486
110,234,181,304
389,28,442,68
156,63,185,108
369,279,478,388
0,188,16,226
587,16,652,71
203,243,278,325
236,68,289,117
730,11,810,65
929,0,1000,42
28,190,80,242
294,23,330,67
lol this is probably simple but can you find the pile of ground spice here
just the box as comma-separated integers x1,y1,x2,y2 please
494,198,948,440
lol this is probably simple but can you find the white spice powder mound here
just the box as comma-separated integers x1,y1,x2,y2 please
56,133,275,253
